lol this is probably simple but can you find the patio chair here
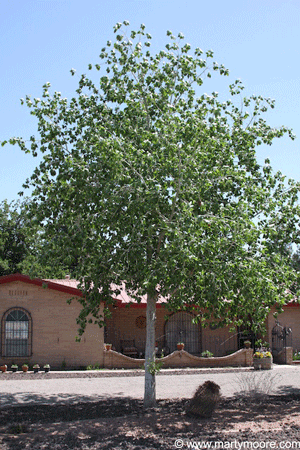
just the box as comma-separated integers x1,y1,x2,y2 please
120,339,139,358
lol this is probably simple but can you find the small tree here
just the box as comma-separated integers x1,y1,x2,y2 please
2,22,300,407
0,199,50,277
0,200,27,276
0,199,74,278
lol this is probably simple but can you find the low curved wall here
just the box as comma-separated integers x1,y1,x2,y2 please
103,348,253,369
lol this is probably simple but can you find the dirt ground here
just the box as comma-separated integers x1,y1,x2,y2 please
0,394,300,449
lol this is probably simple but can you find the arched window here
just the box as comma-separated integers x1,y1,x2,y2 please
1,308,32,357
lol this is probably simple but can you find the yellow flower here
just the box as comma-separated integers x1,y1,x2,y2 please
254,350,272,358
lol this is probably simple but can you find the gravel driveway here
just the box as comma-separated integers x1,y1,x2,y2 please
1,365,299,408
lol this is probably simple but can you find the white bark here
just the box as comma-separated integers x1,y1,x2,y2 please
144,292,157,408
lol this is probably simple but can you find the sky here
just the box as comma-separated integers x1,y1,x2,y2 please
0,0,299,203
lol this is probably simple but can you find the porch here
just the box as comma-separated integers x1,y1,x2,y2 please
105,306,242,358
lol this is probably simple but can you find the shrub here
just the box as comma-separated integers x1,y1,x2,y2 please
293,351,300,360
186,381,221,418
234,371,280,399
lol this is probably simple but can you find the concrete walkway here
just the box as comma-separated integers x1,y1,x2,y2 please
0,365,299,408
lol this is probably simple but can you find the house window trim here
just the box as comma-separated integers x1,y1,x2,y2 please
1,307,33,357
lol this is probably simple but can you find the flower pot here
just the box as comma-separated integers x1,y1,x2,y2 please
0,365,7,373
44,367,50,373
11,367,18,373
105,344,112,351
177,343,184,351
22,365,29,373
253,356,273,370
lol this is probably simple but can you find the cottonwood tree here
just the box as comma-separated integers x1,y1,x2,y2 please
2,21,300,407
289,246,300,292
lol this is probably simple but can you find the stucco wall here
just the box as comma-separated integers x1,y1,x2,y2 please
0,280,104,368
267,305,299,352
103,347,253,369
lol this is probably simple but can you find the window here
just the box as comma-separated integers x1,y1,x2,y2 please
1,308,32,357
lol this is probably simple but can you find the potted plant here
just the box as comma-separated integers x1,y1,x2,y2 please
253,349,273,370
105,344,112,351
43,364,50,373
33,364,40,374
177,342,185,351
244,340,251,349
0,364,8,373
22,364,29,373
201,350,214,358
11,364,18,373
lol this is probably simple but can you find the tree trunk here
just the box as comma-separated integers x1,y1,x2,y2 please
144,292,157,408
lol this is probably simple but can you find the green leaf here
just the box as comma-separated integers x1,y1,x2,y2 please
5,20,300,407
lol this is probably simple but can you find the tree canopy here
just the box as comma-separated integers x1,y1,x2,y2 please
2,21,300,406
0,199,70,279
0,200,29,276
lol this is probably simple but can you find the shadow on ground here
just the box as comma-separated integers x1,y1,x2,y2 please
1,395,300,450
0,391,128,408
276,386,300,396
0,396,141,427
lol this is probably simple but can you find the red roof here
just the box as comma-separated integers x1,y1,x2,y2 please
1,274,298,309
0,274,167,306
0,273,83,297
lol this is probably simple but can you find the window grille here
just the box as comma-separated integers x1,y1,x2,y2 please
1,308,32,357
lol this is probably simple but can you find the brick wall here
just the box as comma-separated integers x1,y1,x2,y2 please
0,281,104,368
103,347,253,369
105,306,148,353
106,305,238,356
201,322,238,355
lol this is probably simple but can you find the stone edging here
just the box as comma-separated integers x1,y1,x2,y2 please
0,366,255,380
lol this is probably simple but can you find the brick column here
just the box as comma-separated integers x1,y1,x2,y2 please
245,348,254,367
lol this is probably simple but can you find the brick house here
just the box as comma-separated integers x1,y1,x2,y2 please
0,273,103,368
0,273,297,368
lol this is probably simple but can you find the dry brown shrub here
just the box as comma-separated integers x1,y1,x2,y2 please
186,380,221,418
